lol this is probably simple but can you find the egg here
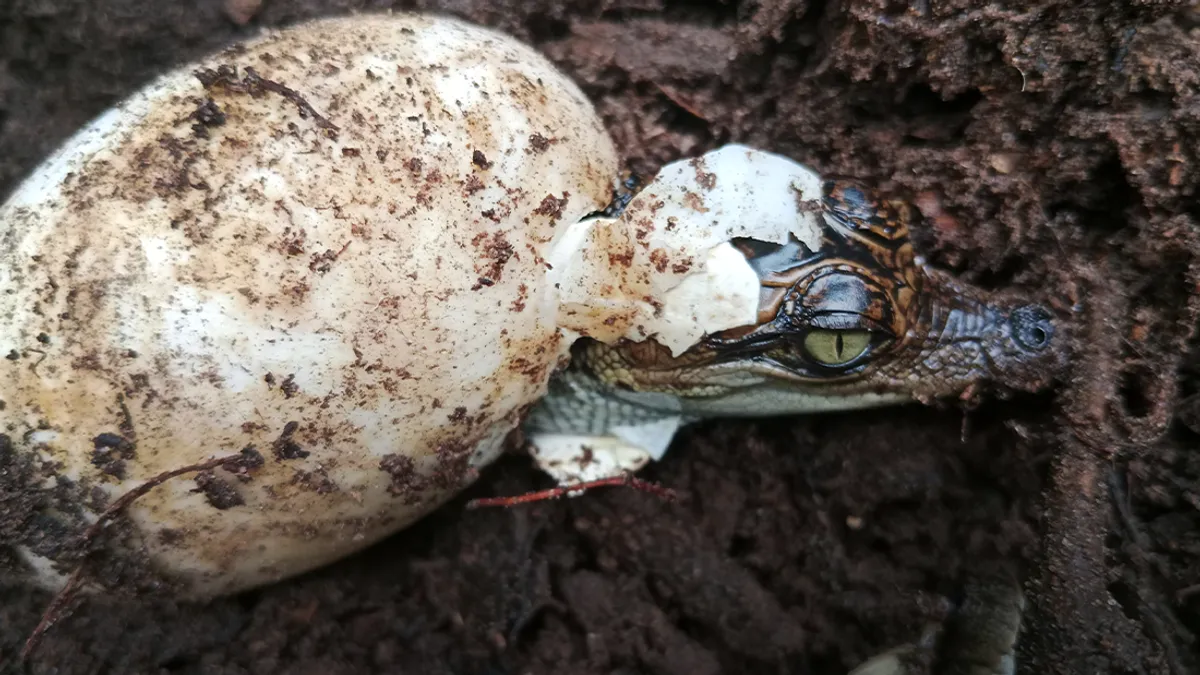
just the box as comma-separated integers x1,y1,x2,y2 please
0,11,620,598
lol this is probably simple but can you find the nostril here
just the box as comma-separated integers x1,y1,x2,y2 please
1010,304,1054,351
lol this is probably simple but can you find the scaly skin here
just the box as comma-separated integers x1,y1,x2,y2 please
524,179,1065,475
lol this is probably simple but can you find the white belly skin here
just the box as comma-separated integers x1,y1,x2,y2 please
672,386,912,418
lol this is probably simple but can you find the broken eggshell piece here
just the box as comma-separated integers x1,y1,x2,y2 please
551,144,825,355
0,12,621,598
531,145,827,486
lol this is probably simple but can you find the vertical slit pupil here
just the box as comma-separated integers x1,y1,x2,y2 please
835,332,844,360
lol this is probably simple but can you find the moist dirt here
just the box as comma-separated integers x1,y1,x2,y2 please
2,1,1199,673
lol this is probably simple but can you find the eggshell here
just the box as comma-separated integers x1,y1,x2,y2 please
550,145,825,355
0,12,618,597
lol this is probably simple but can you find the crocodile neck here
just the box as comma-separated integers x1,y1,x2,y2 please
523,345,912,440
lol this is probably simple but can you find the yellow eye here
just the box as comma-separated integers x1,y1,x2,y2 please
803,329,872,366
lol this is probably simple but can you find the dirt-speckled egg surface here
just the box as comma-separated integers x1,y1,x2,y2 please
0,12,618,598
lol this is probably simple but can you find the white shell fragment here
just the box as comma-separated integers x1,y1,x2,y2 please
528,434,655,486
529,404,683,487
551,144,825,355
1,12,619,597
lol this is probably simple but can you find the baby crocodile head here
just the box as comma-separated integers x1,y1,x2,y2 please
569,178,1065,417
524,175,1066,484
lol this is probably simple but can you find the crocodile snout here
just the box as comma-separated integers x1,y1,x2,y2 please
1009,304,1055,353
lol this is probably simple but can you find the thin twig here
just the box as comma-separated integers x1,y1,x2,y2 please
80,453,245,542
19,564,87,663
1176,584,1200,602
466,472,677,509
194,65,339,137
21,451,248,663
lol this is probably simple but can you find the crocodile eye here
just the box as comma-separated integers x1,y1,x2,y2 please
803,329,871,366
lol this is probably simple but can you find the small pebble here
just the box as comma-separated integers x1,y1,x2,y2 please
223,0,263,25
989,153,1018,174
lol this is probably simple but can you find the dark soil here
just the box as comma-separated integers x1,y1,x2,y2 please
2,1,1199,673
